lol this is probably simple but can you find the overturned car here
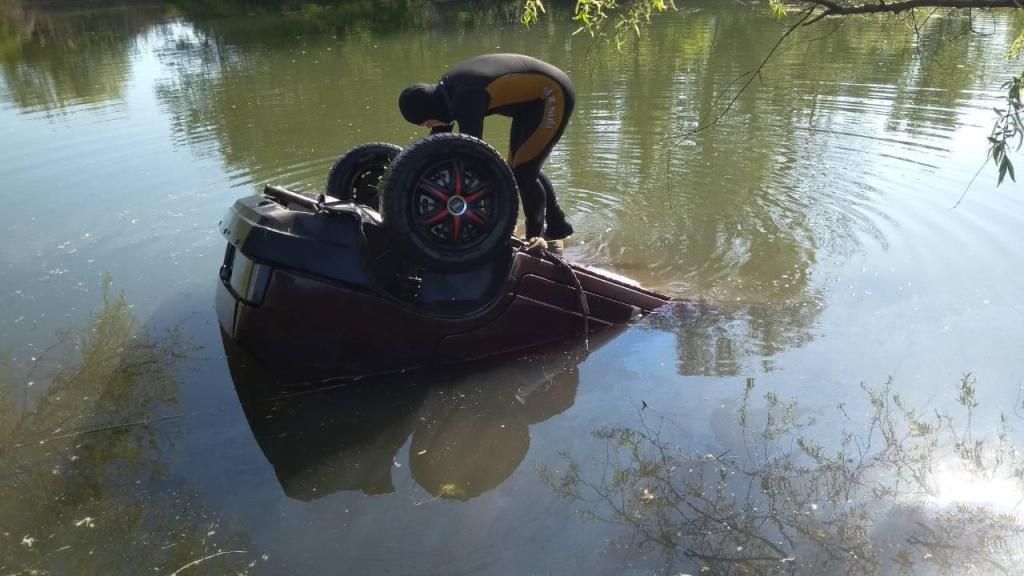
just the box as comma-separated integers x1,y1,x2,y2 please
216,133,668,383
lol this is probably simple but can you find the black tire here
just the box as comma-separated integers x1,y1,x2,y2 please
380,133,519,271
325,142,402,210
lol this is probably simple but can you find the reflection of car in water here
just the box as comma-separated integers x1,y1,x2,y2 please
223,328,620,501
216,135,668,382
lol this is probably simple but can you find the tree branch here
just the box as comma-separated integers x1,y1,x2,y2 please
800,0,1021,18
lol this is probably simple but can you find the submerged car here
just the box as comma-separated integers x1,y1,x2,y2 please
216,134,668,383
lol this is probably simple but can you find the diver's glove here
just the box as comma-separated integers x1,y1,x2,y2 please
522,236,565,257
522,236,549,254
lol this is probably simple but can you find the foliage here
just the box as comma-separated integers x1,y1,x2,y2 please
991,73,1023,184
522,0,545,26
524,0,676,48
769,0,788,20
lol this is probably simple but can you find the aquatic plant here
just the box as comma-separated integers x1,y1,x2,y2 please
544,375,1024,574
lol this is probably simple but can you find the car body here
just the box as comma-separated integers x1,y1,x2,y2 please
216,186,669,383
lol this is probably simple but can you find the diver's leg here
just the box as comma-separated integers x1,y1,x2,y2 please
507,76,576,239
513,163,546,239
543,79,575,239
513,77,574,239
537,172,572,240
509,104,547,238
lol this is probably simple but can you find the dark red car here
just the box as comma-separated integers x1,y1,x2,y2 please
216,134,668,383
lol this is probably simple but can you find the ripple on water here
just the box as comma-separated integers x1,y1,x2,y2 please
227,155,340,192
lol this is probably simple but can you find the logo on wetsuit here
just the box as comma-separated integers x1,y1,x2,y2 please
543,87,557,129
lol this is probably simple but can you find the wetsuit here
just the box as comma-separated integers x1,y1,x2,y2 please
430,54,575,239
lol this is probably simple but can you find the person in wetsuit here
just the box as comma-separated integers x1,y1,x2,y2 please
398,53,575,240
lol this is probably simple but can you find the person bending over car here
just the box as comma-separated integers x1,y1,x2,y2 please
398,53,575,241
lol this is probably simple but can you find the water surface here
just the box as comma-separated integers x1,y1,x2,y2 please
2,1,1024,574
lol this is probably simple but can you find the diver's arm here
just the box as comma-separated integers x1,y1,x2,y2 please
451,90,489,138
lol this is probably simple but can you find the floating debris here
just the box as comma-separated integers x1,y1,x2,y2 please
74,517,96,528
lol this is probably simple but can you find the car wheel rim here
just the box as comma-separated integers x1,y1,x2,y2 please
413,159,497,249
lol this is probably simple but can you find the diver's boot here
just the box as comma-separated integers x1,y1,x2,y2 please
543,188,573,240
543,219,573,241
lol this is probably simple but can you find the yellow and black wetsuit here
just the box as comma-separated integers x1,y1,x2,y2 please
428,54,575,239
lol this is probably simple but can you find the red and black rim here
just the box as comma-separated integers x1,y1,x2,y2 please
413,159,497,249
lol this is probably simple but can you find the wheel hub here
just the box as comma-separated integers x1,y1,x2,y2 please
447,195,468,216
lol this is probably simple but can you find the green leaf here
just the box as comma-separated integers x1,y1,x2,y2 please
769,0,788,20
521,0,546,26
1010,31,1024,60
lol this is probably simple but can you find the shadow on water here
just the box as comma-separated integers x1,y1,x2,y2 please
222,326,623,502
0,277,265,575
543,375,1024,575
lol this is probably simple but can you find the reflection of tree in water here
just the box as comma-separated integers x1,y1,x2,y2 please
170,0,436,41
0,279,260,575
545,376,1024,574
0,0,163,112
567,9,828,297
569,8,1009,296
644,299,819,377
151,1,532,179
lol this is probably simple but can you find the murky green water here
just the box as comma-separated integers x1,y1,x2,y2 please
3,1,1024,574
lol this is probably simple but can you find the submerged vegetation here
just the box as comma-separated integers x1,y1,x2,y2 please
543,375,1024,574
0,279,260,575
